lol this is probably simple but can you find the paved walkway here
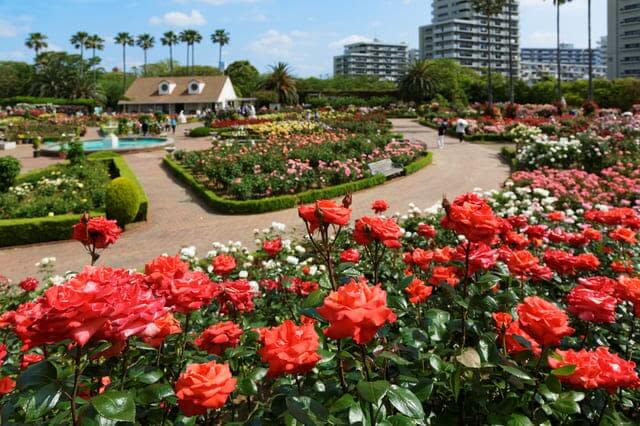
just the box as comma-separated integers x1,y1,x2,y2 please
0,119,509,280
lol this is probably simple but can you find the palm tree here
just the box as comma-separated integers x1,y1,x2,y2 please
587,0,593,101
399,60,437,102
471,0,507,109
137,34,155,76
85,34,105,83
114,32,135,96
262,62,298,105
70,31,90,75
161,31,179,74
191,31,202,70
211,29,230,70
549,0,571,101
25,32,48,59
179,30,202,74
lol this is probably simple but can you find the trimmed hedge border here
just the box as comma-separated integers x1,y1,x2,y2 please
163,152,433,215
0,96,96,108
0,153,148,247
418,119,514,143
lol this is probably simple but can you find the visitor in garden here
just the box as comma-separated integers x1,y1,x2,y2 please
141,120,149,136
437,121,447,149
455,118,467,143
170,116,177,134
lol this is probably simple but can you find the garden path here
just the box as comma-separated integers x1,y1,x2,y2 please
0,119,509,280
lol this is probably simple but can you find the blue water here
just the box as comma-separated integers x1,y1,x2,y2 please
45,138,168,152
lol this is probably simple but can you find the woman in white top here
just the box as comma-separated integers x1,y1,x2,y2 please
455,118,467,143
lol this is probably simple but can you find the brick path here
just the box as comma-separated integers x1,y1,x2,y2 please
0,119,510,280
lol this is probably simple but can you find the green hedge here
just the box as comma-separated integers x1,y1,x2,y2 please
0,153,147,247
0,96,96,107
189,127,212,137
164,153,433,214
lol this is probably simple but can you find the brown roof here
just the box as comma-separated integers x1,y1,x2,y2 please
118,76,232,105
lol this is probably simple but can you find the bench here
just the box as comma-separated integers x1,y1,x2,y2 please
368,158,403,178
0,142,16,150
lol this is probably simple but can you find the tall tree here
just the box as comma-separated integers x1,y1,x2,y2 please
587,0,593,101
262,62,298,105
161,31,179,74
191,30,202,70
85,34,105,83
399,60,437,102
225,60,260,96
549,0,571,101
136,34,155,76
179,30,201,74
471,0,506,109
211,29,230,70
114,32,135,96
70,31,90,75
25,32,48,59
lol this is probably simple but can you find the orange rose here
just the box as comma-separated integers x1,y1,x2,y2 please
441,193,501,243
212,254,237,276
609,226,637,244
257,320,320,377
175,361,236,416
516,296,574,346
0,376,15,395
317,278,396,344
298,199,351,232
195,321,243,356
404,278,433,304
142,313,182,347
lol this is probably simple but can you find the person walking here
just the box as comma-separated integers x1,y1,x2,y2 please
455,118,467,143
436,121,447,149
170,116,177,135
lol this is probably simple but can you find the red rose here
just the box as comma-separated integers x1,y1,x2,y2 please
507,215,529,229
609,226,637,244
196,321,243,356
492,312,541,356
578,276,617,296
441,193,501,243
548,347,640,394
339,248,361,263
433,246,455,263
566,286,617,323
257,320,321,377
616,276,640,314
175,361,236,416
14,267,166,350
212,254,237,276
287,278,319,296
20,353,44,370
411,248,434,271
259,278,280,292
417,223,437,239
0,376,15,395
72,216,121,249
217,279,256,314
141,313,182,348
0,344,6,367
543,249,576,275
0,310,15,329
298,199,351,232
353,216,402,248
19,277,38,292
145,255,218,314
404,278,433,304
504,231,529,249
317,278,396,344
371,199,390,214
547,211,565,221
263,238,283,257
428,266,460,287
516,296,574,346
574,253,600,271
454,243,497,276
504,250,543,280
611,260,634,274
582,227,602,241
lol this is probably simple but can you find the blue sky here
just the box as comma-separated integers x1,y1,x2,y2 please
0,0,607,77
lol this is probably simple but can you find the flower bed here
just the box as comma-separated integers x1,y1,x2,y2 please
0,152,148,247
172,129,428,202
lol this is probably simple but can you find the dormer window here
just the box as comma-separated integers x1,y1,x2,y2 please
158,80,175,95
188,80,204,95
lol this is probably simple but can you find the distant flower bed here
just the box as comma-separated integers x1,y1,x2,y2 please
174,130,427,200
0,162,111,219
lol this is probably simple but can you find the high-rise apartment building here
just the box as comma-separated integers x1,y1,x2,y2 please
607,0,640,78
419,0,520,76
333,40,409,81
521,43,604,65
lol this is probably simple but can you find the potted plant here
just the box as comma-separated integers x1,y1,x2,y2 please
32,136,42,158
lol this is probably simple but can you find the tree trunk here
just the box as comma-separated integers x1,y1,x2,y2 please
144,50,147,76
122,45,127,97
219,44,222,69
487,15,493,108
587,0,593,100
192,44,195,70
170,44,174,74
508,0,514,103
92,48,97,84
556,1,562,100
186,45,190,74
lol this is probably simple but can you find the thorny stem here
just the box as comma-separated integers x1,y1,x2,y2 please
119,341,130,390
70,347,83,426
360,345,376,426
336,340,348,393
460,241,471,349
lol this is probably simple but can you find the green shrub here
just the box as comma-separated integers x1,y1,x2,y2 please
105,177,140,227
0,156,21,192
189,127,212,137
67,141,85,165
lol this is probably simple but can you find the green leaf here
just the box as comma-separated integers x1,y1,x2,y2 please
387,385,424,419
551,392,584,415
237,378,258,396
248,367,268,382
17,360,57,390
138,383,175,404
24,383,63,421
386,414,418,426
428,354,445,372
91,390,136,422
551,365,576,376
357,380,390,404
302,289,326,308
330,394,357,413
544,375,563,394
129,367,164,384
499,364,533,381
506,413,534,426
456,348,481,369
424,309,450,342
377,351,411,366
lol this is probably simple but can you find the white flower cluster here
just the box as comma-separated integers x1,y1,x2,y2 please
9,173,83,197
483,182,560,220
508,123,542,145
516,135,582,169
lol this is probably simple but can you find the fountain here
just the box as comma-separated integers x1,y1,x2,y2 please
109,133,119,148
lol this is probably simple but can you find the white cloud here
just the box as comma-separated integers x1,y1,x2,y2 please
250,30,294,55
149,9,206,26
0,19,18,37
0,16,31,38
328,35,373,49
524,31,556,48
44,43,64,52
